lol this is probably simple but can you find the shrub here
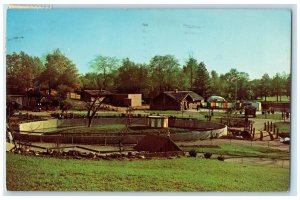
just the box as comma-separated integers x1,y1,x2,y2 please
217,155,225,161
204,152,212,159
189,149,197,157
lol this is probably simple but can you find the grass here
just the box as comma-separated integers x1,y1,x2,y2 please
274,122,291,134
6,153,289,192
256,96,290,102
255,113,284,120
46,124,189,135
181,143,289,159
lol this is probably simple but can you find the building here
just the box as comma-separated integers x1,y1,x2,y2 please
67,92,81,100
150,90,204,111
134,135,182,153
81,90,112,102
110,94,142,107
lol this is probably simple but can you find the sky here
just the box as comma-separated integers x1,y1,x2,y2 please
6,8,291,79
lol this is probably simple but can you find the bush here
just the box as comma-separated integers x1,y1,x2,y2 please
189,149,197,157
217,155,225,161
204,152,212,159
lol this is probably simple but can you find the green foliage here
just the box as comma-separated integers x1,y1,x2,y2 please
6,50,291,102
149,55,181,96
6,51,44,94
60,100,73,113
116,58,150,95
89,55,119,90
193,62,211,98
274,122,290,134
183,57,198,90
6,154,289,191
182,143,289,159
38,49,80,95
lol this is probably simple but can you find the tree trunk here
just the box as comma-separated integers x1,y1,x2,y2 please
88,117,93,127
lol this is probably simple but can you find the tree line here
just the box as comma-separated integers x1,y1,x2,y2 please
6,49,291,102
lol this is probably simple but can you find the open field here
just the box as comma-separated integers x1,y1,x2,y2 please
45,124,188,135
180,143,289,160
256,96,290,102
274,122,291,134
6,153,289,192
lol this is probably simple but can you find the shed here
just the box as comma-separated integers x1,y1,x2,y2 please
81,90,112,102
110,93,142,107
134,135,182,153
148,115,169,128
150,90,204,111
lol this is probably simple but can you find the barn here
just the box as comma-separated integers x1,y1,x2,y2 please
134,135,182,153
150,90,204,111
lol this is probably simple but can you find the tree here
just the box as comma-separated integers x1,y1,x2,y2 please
89,55,119,90
193,62,211,98
6,51,44,94
85,93,106,127
260,73,271,101
149,55,180,96
249,79,261,100
183,57,198,90
210,70,222,96
116,58,150,95
38,49,79,96
285,73,291,98
60,100,73,114
272,73,284,101
79,72,102,90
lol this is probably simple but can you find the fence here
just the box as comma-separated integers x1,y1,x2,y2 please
14,133,144,145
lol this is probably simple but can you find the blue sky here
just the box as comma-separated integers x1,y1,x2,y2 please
6,8,291,79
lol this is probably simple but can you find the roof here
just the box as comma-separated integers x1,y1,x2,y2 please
134,135,182,152
82,90,112,96
207,96,226,103
163,91,204,102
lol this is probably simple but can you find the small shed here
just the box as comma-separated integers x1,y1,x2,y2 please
148,116,168,128
134,135,182,153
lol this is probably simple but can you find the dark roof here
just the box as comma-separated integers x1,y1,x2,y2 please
163,91,204,102
207,96,226,103
24,89,44,97
134,135,182,152
82,90,112,96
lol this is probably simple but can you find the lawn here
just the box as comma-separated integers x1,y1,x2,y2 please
274,122,291,134
181,143,289,159
46,124,189,135
256,96,290,102
256,113,284,120
6,153,289,192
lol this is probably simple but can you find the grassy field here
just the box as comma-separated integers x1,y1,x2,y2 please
6,153,289,192
274,122,291,134
256,96,290,102
46,124,189,135
181,143,289,159
255,113,284,120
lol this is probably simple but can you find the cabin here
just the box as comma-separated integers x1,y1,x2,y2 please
110,94,142,107
81,90,112,102
150,90,204,111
